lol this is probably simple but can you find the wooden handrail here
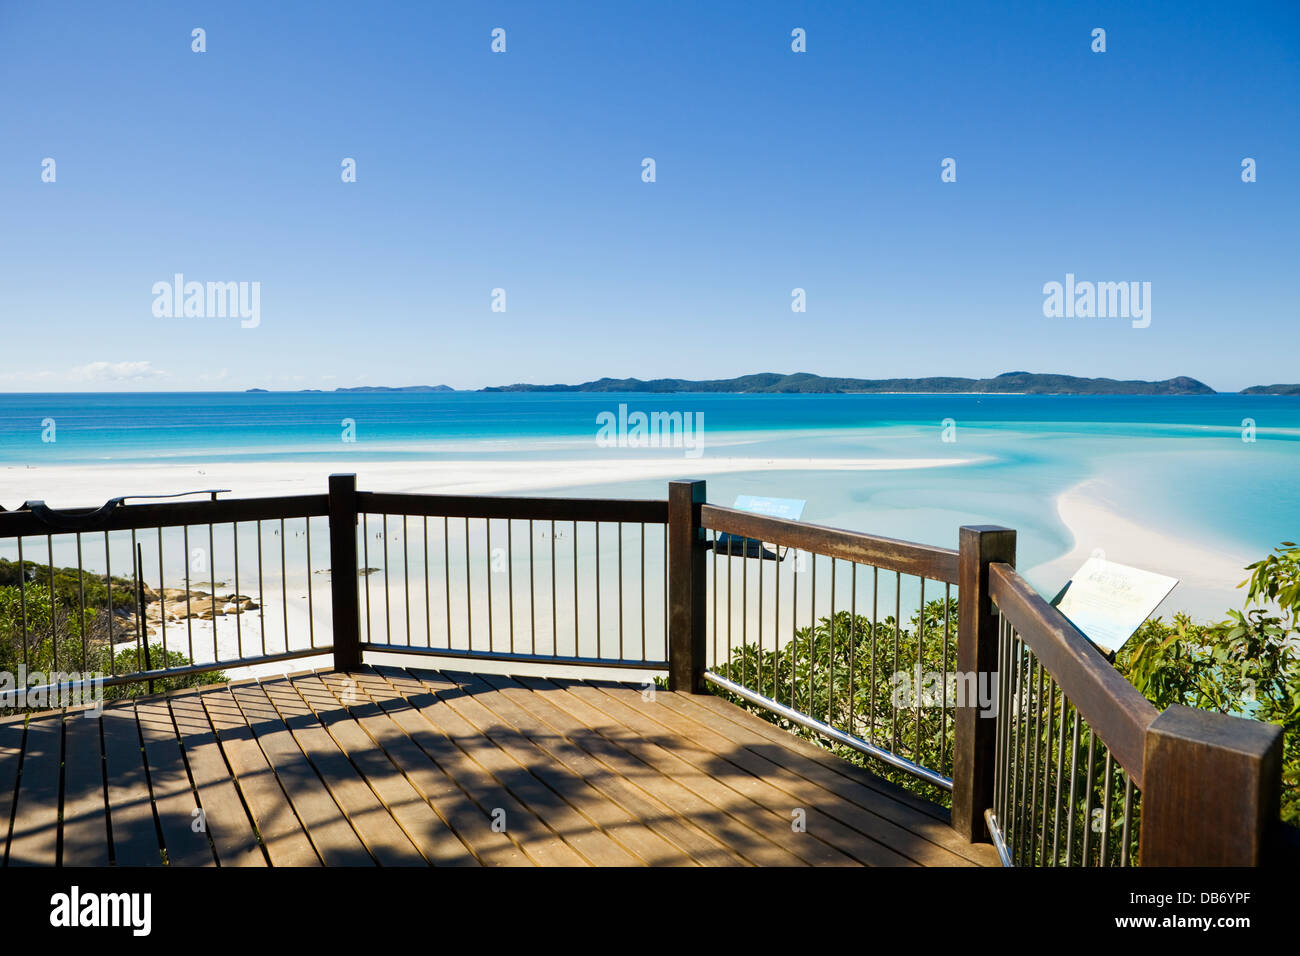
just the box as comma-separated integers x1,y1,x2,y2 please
988,561,1158,787
358,491,667,524
0,494,328,538
701,504,960,583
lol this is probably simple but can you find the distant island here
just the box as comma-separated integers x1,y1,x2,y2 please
243,373,1300,395
1239,384,1300,395
480,372,1217,395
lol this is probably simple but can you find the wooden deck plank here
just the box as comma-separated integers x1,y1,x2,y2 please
197,687,319,866
5,666,992,868
439,669,694,866
473,672,749,866
101,703,162,866
621,685,967,865
135,698,216,866
363,667,587,866
317,671,530,866
256,679,427,866
399,668,643,866
0,720,28,865
60,712,110,866
291,674,479,866
228,684,375,866
167,691,266,866
689,690,955,822
513,675,810,866
671,689,1001,866
6,714,62,866
558,678,890,866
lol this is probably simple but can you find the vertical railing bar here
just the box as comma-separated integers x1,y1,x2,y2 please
102,533,113,678
572,521,579,659
849,563,857,739
507,519,515,654
403,514,411,647
233,522,242,661
1064,706,1081,867
1119,775,1135,867
362,513,372,644
790,545,798,708
1027,658,1044,865
183,526,193,664
464,517,472,652
594,523,601,658
870,566,878,743
483,520,491,655
256,522,266,656
423,516,431,647
46,534,57,674
741,544,748,689
156,529,167,663
892,570,900,755
278,518,287,655
306,518,315,649
1033,675,1055,866
712,528,718,669
1081,727,1098,867
1051,686,1069,866
528,519,536,656
130,529,140,672
443,516,451,647
209,522,218,662
828,558,836,728
382,513,392,645
617,522,623,661
549,519,557,657
757,537,764,693
941,582,950,768
773,537,781,705
915,575,924,759
1099,750,1115,867
76,533,88,672
639,522,645,662
809,554,816,717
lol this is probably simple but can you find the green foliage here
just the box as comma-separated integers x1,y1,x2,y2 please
709,543,1300,826
1116,542,1300,825
0,559,227,712
711,598,959,806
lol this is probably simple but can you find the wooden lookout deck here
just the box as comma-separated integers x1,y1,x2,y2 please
0,666,997,867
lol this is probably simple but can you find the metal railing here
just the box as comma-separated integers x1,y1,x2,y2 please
698,502,961,792
0,492,331,699
352,491,668,669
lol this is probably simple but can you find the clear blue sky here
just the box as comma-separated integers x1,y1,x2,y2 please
1,0,1296,392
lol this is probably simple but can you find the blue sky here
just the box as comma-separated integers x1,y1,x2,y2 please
1,0,1296,392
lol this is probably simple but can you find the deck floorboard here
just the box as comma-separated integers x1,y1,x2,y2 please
0,666,996,867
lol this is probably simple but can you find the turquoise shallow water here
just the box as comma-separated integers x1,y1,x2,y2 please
1,392,1297,618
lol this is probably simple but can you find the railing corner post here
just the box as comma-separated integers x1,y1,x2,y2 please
328,473,362,672
1139,704,1283,866
667,479,707,693
952,524,1016,844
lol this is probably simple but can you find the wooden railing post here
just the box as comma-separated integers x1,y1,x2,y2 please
1139,704,1283,866
668,479,707,693
328,473,362,672
952,524,1016,843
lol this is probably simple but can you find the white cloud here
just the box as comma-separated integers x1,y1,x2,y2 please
69,361,168,382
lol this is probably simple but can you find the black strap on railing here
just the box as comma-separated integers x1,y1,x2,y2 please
14,489,231,531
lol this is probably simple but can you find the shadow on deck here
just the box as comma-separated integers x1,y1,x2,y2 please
0,666,998,867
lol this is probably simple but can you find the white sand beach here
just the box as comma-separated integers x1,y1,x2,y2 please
1028,478,1256,621
2,455,979,508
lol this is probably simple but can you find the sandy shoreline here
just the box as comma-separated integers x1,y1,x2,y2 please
1,455,979,508
1028,478,1255,620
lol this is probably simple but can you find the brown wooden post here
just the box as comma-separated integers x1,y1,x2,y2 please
1140,704,1282,866
328,473,362,672
952,524,1016,843
667,479,707,693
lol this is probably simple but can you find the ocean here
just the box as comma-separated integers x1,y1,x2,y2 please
2,391,1298,621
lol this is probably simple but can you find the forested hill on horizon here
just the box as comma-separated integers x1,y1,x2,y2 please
239,373,1300,395
479,372,1218,395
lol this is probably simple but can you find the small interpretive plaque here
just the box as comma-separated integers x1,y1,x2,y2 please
1050,557,1179,657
